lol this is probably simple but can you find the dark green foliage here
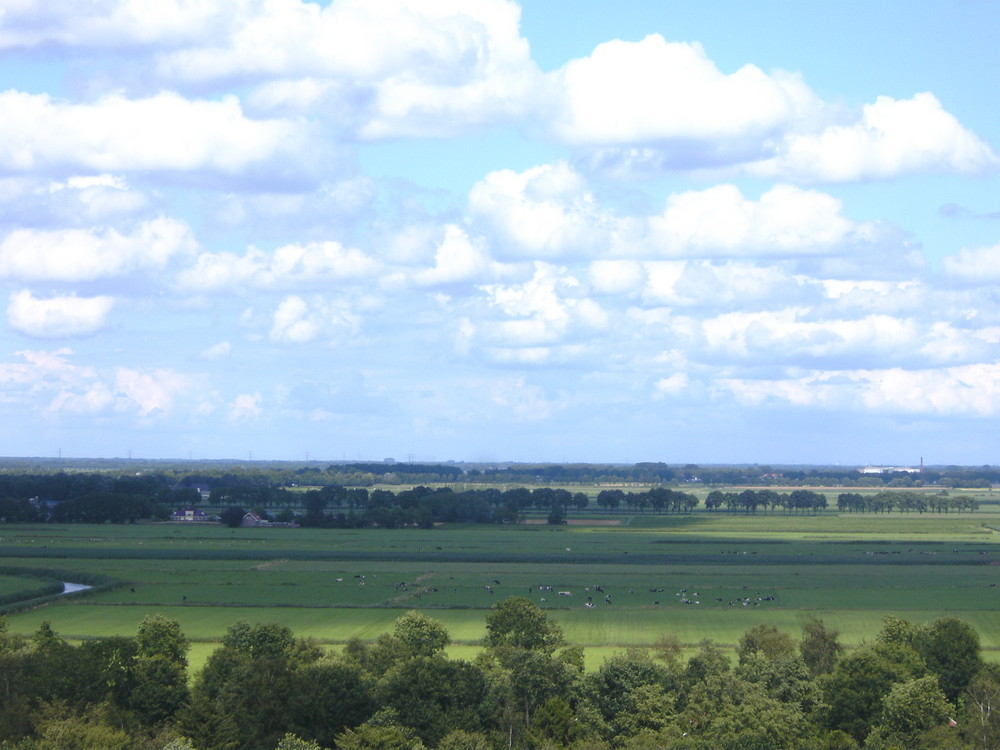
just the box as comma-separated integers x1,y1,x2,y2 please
912,617,982,702
821,643,924,742
377,656,486,745
800,617,844,676
736,623,796,664
483,596,564,653
285,660,374,747
0,607,993,750
218,506,246,528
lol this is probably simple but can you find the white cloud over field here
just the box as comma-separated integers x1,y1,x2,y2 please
0,0,997,461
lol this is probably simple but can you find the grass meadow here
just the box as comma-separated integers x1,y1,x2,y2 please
2,504,999,671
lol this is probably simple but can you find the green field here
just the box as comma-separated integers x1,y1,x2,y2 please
2,509,999,669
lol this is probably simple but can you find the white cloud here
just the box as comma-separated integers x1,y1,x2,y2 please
201,341,232,359
701,309,918,361
114,368,191,416
477,263,608,351
649,184,866,256
588,260,645,295
489,376,553,421
414,225,495,286
0,90,303,176
941,242,1000,283
551,34,818,146
229,392,262,420
154,0,540,138
269,294,361,343
747,93,1000,182
0,348,192,418
179,241,378,292
550,37,996,182
640,260,802,308
7,290,114,338
722,363,1000,416
469,162,616,258
654,373,689,396
0,216,196,282
0,0,232,50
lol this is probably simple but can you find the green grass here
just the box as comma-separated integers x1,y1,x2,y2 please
3,511,1000,657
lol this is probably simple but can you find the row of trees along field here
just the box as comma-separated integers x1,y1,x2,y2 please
0,602,996,750
0,480,981,527
837,491,980,513
2,460,1000,496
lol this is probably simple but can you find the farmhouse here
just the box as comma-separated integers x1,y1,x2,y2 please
170,507,211,522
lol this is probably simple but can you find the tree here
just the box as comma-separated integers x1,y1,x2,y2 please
682,672,808,749
736,652,820,714
136,613,189,665
220,506,246,527
376,656,486,746
335,722,426,750
913,617,983,702
528,696,587,747
131,652,190,725
964,664,1000,750
866,674,952,747
436,729,492,750
800,617,844,676
583,649,676,740
274,733,325,750
222,620,295,659
393,611,450,658
736,623,795,665
822,645,923,742
484,597,565,653
286,659,374,747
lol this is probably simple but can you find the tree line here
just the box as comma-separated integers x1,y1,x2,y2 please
837,491,979,514
0,602,996,749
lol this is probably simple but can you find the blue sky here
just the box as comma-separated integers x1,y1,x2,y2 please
0,0,998,465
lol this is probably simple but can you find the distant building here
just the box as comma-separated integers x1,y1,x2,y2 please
170,507,212,522
860,466,920,475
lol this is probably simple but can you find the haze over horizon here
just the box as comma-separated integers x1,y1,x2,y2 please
1,1,998,466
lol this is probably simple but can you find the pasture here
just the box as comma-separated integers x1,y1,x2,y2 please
2,508,999,670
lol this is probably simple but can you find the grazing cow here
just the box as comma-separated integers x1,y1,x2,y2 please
558,591,572,597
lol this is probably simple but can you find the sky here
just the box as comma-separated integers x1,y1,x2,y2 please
0,0,998,466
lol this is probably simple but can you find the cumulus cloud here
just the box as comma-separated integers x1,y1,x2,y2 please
269,294,361,343
649,183,869,256
0,0,231,50
941,242,1000,284
469,162,620,258
489,376,553,421
0,216,196,282
746,93,1000,182
0,90,305,178
551,34,817,148
229,392,262,420
722,363,1000,417
550,37,996,182
470,165,876,261
166,0,540,137
474,263,608,357
113,367,191,416
179,241,379,293
414,225,496,286
7,291,114,338
0,348,192,418
200,341,232,359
